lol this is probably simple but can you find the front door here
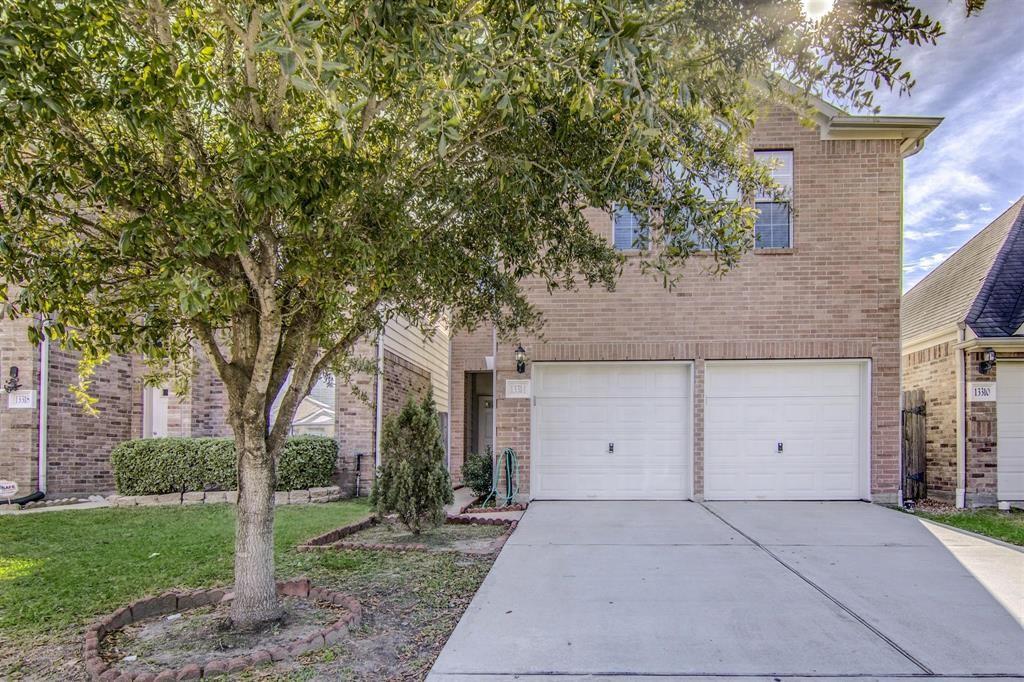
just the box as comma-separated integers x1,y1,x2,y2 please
477,396,494,455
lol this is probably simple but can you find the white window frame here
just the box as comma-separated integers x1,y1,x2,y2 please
753,149,794,250
612,205,648,251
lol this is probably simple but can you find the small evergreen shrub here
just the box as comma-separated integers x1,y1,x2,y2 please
370,391,454,533
111,435,337,495
462,447,493,498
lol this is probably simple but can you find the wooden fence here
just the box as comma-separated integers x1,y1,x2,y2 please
901,389,927,501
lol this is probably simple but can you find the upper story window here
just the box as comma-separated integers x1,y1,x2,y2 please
754,150,793,249
613,205,648,251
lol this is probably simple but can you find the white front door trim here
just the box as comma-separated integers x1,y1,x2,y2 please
529,360,695,501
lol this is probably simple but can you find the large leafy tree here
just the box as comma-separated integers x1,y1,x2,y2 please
0,0,977,628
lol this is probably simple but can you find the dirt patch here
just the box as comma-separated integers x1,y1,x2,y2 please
101,596,343,674
345,520,508,553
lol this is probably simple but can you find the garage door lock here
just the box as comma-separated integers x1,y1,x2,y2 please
608,442,614,453
777,442,784,453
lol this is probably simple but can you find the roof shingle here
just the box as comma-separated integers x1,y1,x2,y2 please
902,196,1024,342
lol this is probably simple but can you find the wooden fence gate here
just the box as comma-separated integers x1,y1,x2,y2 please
902,389,927,501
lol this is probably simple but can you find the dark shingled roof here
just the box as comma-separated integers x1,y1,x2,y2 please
902,196,1024,342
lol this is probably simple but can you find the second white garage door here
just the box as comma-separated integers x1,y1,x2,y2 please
704,361,868,500
532,362,691,500
997,362,1024,501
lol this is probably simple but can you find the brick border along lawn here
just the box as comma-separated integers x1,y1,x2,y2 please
0,500,498,680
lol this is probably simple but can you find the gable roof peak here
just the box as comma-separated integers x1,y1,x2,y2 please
902,196,1024,343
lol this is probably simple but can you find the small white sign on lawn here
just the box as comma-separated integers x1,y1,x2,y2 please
968,382,996,402
0,480,18,499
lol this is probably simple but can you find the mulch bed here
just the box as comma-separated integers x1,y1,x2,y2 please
84,579,360,681
459,497,528,515
298,514,517,555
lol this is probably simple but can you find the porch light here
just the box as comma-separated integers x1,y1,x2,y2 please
3,366,21,393
979,348,996,375
514,344,528,374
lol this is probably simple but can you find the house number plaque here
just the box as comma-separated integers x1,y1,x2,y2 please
505,379,531,399
968,383,996,402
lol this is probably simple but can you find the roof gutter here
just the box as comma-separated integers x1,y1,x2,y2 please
955,336,1024,352
820,115,943,158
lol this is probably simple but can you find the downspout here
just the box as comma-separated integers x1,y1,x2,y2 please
446,329,453,473
37,321,50,495
956,325,966,508
491,326,498,457
374,331,385,469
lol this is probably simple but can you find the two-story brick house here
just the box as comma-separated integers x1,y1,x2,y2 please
450,98,940,503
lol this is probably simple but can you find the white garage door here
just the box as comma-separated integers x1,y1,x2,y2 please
704,361,867,500
997,362,1024,501
532,363,690,500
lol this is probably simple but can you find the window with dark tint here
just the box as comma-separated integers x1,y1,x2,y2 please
754,150,793,249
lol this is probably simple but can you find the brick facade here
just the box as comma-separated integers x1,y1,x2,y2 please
381,349,432,418
963,350,1024,505
451,107,904,501
45,349,138,493
334,339,441,497
901,339,959,501
0,316,41,495
901,342,1024,507
2,319,442,497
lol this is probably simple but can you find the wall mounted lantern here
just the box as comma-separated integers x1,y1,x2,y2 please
978,348,997,375
4,366,22,393
514,344,528,374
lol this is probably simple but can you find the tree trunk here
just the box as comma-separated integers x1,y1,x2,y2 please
229,421,282,629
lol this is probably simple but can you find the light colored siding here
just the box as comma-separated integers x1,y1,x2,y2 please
383,316,450,412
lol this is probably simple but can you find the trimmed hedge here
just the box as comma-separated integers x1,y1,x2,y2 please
111,435,337,496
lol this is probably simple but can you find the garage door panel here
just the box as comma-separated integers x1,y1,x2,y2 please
708,363,862,399
705,361,866,501
998,363,1024,500
533,363,690,500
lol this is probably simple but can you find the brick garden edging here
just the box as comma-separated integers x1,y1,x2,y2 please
107,486,344,508
83,578,361,681
296,514,518,555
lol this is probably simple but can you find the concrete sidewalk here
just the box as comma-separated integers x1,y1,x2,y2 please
429,501,1024,680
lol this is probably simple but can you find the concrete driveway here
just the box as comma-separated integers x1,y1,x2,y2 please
429,501,1024,681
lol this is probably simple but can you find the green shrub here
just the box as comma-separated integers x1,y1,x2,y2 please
462,447,493,498
110,436,337,495
370,391,453,533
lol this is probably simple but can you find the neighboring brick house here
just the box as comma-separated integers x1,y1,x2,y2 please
902,197,1024,508
0,316,448,497
451,98,940,503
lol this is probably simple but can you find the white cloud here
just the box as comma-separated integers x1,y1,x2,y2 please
979,203,992,211
904,229,943,241
951,222,974,231
904,248,956,275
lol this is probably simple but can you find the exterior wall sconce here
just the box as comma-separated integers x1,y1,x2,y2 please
978,348,996,375
4,366,22,393
514,344,528,374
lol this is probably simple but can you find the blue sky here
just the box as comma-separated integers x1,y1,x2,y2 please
865,0,1024,291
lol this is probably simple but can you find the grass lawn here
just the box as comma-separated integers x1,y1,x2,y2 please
0,500,496,680
917,507,1024,546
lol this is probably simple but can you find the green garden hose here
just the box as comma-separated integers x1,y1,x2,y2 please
482,447,519,508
